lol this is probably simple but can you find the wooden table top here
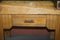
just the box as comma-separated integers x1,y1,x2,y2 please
0,1,60,14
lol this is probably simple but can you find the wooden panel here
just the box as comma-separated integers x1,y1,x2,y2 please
12,15,46,27
2,15,12,29
55,15,60,40
0,15,4,40
46,15,57,29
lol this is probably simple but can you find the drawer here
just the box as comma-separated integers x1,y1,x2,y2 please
12,15,46,27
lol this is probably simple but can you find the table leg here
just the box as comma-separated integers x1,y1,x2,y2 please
55,15,60,40
0,27,4,40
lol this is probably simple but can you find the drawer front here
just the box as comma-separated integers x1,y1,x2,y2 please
12,15,46,27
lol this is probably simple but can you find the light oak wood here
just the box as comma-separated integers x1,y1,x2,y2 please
0,1,60,40
2,14,58,30
55,15,60,40
0,15,4,40
12,15,46,27
0,14,60,40
2,15,12,29
46,15,57,30
0,1,60,14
